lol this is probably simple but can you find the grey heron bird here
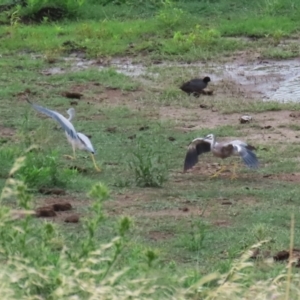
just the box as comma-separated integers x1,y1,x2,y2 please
26,99,101,172
183,134,258,179
180,76,211,98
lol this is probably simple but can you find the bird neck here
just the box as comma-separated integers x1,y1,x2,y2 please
68,111,75,122
211,136,216,147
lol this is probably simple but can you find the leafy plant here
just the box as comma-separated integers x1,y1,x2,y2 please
0,147,19,179
19,0,86,20
10,5,21,27
129,136,168,188
0,156,182,299
156,0,185,28
17,150,74,189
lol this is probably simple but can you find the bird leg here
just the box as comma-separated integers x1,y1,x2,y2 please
230,162,238,180
64,144,76,160
91,154,101,172
210,163,227,179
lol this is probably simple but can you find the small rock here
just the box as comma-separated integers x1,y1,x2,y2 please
168,136,176,142
52,202,72,211
239,115,252,124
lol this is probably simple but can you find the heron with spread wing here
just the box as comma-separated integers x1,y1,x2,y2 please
183,134,258,179
27,99,101,172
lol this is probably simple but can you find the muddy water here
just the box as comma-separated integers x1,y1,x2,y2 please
222,59,300,102
49,56,300,102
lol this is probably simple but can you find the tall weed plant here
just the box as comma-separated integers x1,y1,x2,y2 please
17,149,74,190
130,135,168,188
0,155,182,299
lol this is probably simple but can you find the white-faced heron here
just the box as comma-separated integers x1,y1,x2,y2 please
26,99,101,172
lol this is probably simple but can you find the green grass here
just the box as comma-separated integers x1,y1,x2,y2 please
1,0,300,298
0,0,299,60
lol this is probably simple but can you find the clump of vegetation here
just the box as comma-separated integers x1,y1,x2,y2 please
1,0,86,24
0,157,182,299
130,135,168,188
17,149,74,190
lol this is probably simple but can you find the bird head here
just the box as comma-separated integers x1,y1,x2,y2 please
204,134,215,142
203,76,211,83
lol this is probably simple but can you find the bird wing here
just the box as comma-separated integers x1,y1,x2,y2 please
180,79,206,93
28,100,78,140
183,138,211,172
231,141,259,169
231,140,256,151
77,132,95,154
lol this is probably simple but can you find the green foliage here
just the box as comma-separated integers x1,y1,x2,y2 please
0,0,299,60
261,0,298,16
22,0,86,19
17,150,74,189
0,160,180,299
0,147,19,179
129,135,168,188
178,219,208,251
156,0,185,29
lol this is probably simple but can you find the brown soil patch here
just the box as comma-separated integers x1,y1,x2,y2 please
105,191,156,216
266,173,300,183
136,207,205,218
148,230,174,241
65,214,80,223
213,220,231,227
161,108,300,145
65,83,142,108
0,125,16,137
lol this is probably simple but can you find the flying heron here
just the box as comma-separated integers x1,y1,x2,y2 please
180,76,211,98
183,134,258,179
26,99,101,172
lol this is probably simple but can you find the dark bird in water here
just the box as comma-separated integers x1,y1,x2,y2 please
183,134,258,179
180,76,211,98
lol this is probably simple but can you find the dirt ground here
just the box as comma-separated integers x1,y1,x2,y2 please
4,55,300,226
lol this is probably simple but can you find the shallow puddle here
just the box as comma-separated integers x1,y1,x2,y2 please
42,55,300,102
